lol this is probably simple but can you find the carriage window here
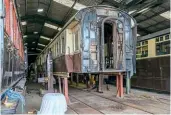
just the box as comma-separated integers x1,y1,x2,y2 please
62,37,65,53
75,30,79,50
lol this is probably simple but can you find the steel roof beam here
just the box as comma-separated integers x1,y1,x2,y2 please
20,14,64,27
145,20,170,29
125,0,143,8
137,26,151,34
23,32,53,38
137,8,170,23
133,0,168,18
102,0,121,8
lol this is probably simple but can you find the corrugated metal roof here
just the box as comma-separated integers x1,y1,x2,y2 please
15,0,170,63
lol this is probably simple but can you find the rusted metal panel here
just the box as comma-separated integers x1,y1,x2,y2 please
4,0,10,35
65,55,73,72
73,53,81,72
53,55,67,72
53,53,81,73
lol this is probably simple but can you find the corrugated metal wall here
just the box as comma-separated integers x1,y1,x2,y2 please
132,56,170,92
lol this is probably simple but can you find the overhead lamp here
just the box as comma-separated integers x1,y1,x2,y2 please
38,43,46,47
44,23,58,30
53,0,86,10
137,34,140,37
137,7,149,13
23,35,27,38
37,8,44,12
34,31,38,34
32,42,35,43
40,36,51,40
21,21,27,25
160,11,170,19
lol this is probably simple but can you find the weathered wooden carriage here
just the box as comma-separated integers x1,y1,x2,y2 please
35,6,137,99
37,5,137,74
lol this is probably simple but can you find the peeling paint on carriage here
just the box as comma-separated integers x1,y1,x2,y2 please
34,6,137,96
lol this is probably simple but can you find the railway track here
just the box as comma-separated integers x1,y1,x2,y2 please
68,87,153,114
69,94,105,114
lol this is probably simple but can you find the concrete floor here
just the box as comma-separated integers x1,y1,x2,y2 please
24,82,170,114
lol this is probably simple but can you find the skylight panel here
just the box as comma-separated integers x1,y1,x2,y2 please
44,23,58,30
21,21,27,25
36,48,42,51
37,8,44,12
53,0,86,10
38,43,46,47
129,10,136,14
58,27,62,31
40,36,51,40
137,7,149,13
23,35,27,38
160,11,170,19
34,31,38,34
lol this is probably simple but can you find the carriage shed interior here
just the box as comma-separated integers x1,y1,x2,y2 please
0,0,170,114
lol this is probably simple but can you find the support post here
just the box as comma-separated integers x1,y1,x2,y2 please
116,73,123,98
58,77,62,93
63,78,69,104
86,74,89,88
126,72,131,94
76,74,79,87
98,74,103,93
62,78,65,93
0,0,5,88
70,73,73,85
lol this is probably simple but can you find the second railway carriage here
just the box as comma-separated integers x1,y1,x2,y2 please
35,5,137,78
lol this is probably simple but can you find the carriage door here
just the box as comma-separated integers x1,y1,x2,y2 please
81,11,98,72
101,18,124,71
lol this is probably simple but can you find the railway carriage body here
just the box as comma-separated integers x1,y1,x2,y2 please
36,6,137,77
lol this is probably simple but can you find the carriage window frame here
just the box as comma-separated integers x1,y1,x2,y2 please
74,30,79,51
62,36,65,53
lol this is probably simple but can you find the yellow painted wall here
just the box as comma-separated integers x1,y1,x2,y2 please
148,39,156,57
